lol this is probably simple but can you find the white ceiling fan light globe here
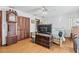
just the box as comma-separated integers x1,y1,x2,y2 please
41,6,48,18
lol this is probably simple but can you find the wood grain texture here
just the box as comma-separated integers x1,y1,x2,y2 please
17,16,30,40
0,11,2,46
0,38,74,53
6,11,17,45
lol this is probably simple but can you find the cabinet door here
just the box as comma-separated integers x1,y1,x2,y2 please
22,18,25,38
17,16,30,40
24,18,26,38
8,22,16,36
25,18,28,38
19,17,22,39
17,17,21,40
17,16,21,40
26,18,30,37
25,18,30,37
0,11,2,46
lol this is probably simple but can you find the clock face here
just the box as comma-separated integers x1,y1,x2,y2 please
9,13,16,21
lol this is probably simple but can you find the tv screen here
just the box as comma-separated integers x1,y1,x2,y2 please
37,24,52,34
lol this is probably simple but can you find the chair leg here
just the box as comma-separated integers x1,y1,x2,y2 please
59,38,62,47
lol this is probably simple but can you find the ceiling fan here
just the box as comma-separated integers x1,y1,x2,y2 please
33,6,48,18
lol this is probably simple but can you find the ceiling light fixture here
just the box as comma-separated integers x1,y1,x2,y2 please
41,6,48,18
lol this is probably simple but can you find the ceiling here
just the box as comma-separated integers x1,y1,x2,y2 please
10,6,79,19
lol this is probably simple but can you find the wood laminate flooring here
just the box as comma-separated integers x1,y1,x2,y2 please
0,38,74,53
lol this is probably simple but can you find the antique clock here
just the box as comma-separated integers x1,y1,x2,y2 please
6,9,17,45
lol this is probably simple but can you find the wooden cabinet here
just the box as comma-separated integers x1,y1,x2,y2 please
17,16,30,40
35,33,53,48
6,10,17,45
6,36,17,45
0,11,2,46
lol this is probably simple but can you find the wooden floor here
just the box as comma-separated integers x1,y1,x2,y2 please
0,38,74,53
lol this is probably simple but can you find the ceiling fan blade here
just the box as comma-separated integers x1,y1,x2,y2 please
27,7,41,12
27,6,48,12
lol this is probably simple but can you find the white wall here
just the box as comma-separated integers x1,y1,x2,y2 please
47,16,71,37
0,7,8,45
2,10,7,45
47,10,79,37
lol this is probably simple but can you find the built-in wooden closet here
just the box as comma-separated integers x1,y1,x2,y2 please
17,16,30,40
0,11,2,46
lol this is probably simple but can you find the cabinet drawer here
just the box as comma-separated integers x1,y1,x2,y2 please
35,34,52,48
6,36,17,45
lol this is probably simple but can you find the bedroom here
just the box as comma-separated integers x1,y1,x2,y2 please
0,6,79,53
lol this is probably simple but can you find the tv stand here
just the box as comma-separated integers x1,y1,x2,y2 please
35,33,53,48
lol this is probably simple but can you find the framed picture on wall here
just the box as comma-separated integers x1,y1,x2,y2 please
31,20,35,23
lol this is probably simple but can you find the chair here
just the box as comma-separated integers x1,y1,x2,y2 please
58,31,65,46
52,28,65,46
31,32,36,43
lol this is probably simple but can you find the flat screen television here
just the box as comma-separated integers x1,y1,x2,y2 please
37,24,52,34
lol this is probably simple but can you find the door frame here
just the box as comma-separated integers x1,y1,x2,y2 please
0,11,2,46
